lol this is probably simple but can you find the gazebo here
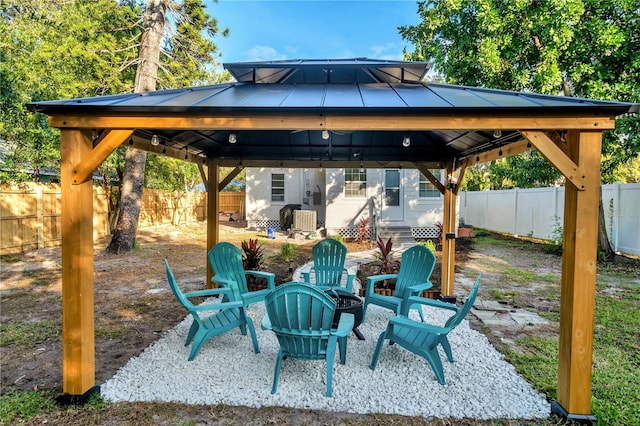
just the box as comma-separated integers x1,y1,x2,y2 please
27,58,638,421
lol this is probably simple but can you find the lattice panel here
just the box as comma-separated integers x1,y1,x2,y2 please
253,220,282,230
336,227,372,240
411,227,441,239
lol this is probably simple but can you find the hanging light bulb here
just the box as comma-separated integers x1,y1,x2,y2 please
402,135,411,147
228,133,237,144
321,130,330,140
150,134,159,146
493,129,502,138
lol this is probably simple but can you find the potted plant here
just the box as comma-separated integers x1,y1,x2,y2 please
457,219,475,238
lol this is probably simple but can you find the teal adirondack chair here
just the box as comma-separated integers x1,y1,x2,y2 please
164,260,260,361
302,239,355,292
208,242,275,306
369,274,482,385
362,244,436,321
261,282,354,397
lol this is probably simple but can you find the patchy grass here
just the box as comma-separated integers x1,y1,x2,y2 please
0,390,57,424
489,289,519,301
502,265,535,284
0,320,60,347
503,276,640,425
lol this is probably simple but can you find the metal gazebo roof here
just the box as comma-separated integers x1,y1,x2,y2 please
27,58,637,168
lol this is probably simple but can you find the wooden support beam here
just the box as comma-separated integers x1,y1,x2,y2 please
130,135,203,164
49,114,616,131
552,130,602,421
60,130,96,396
521,131,586,190
72,130,133,184
440,162,457,297
415,163,445,195
206,159,220,288
197,163,208,192
460,139,532,167
218,165,244,192
453,165,466,195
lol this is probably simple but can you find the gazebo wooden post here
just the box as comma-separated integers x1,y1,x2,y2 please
59,129,99,401
440,162,457,300
551,130,602,421
206,159,220,287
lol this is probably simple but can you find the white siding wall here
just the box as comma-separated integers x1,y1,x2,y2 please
324,168,377,232
245,168,325,228
324,168,445,233
403,169,446,227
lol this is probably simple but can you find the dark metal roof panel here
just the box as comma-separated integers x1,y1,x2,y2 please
394,85,453,108
224,58,432,84
27,81,638,116
279,85,327,107
359,84,407,107
323,85,364,107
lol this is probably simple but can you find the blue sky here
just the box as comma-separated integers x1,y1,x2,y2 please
208,0,420,64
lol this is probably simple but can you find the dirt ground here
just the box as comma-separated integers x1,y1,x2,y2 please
1,222,637,425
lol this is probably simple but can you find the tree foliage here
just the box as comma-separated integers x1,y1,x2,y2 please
401,0,640,187
0,0,229,186
0,0,140,182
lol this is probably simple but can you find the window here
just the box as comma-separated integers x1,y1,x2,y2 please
344,168,366,198
419,169,442,198
271,173,284,202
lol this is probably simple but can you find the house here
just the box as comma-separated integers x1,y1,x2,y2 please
246,167,445,242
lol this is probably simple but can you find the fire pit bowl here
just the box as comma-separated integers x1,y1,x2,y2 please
324,288,365,340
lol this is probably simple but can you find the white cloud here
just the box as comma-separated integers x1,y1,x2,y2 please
369,43,403,60
242,46,288,62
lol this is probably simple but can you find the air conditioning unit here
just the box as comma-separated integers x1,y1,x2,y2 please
293,210,317,232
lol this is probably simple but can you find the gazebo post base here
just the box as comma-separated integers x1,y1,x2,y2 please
438,295,456,304
551,401,597,424
56,385,101,406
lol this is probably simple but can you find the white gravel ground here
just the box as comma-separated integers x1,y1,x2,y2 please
101,301,550,420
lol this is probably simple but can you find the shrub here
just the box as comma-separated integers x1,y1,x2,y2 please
420,240,437,253
331,234,345,243
241,238,264,270
375,236,394,274
281,242,296,261
356,217,371,243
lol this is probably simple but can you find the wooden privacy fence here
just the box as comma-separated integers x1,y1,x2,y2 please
0,183,246,255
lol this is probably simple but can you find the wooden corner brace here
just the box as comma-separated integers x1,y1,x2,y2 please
72,130,133,184
520,131,587,191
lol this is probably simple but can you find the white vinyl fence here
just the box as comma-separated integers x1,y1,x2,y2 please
459,183,640,256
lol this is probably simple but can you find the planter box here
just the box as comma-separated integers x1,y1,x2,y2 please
457,228,475,237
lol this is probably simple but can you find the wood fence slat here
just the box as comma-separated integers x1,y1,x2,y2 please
0,183,246,254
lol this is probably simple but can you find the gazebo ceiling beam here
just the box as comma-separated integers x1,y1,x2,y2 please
49,114,616,131
459,139,532,167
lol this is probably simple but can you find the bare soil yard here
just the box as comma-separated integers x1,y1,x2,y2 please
1,222,637,425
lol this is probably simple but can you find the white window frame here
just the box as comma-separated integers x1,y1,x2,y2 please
344,168,367,198
271,173,285,203
419,169,443,198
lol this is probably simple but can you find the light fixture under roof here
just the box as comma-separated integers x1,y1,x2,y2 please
402,135,411,147
493,129,502,138
150,134,159,146
321,130,330,140
228,133,237,144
